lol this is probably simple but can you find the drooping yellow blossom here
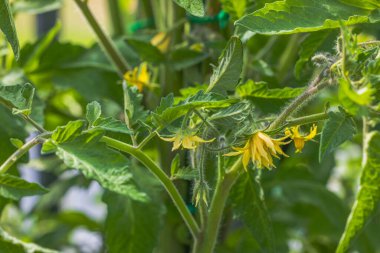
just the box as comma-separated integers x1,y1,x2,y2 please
225,132,289,170
151,32,171,53
285,124,317,153
124,62,150,92
160,132,215,151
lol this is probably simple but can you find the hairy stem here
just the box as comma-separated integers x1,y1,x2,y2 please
101,136,200,238
195,157,243,253
73,0,129,76
268,71,331,131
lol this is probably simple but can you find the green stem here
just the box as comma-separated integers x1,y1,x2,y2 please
266,112,329,135
137,130,158,149
268,71,331,131
0,134,47,174
101,136,200,238
107,0,124,37
196,157,242,253
21,115,47,133
73,0,129,76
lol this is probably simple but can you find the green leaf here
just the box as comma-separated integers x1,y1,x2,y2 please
336,131,380,253
170,154,180,178
206,37,243,94
220,0,247,20
169,47,209,71
153,91,236,126
237,80,306,99
86,101,102,126
230,171,275,252
0,174,48,200
0,0,19,59
12,0,62,14
124,85,148,127
53,131,147,201
0,228,58,253
173,0,205,17
103,190,164,253
125,38,165,63
9,138,23,149
0,82,35,116
339,0,380,10
93,117,132,135
236,0,378,35
319,107,357,161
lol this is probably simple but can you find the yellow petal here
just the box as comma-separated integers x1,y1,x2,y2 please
138,62,150,84
242,149,251,170
305,124,317,140
182,136,197,149
189,136,215,143
160,136,177,142
224,150,244,156
294,138,305,153
172,136,183,150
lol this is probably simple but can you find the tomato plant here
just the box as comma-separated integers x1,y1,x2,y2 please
0,0,380,252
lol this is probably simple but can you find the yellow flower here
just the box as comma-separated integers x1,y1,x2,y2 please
124,62,150,92
151,32,171,53
225,132,289,170
160,132,215,151
285,124,317,153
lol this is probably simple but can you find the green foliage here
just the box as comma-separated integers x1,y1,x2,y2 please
230,171,275,253
0,83,34,116
153,91,236,126
0,0,19,58
207,37,243,94
43,122,146,201
12,0,62,14
237,80,305,99
336,131,380,253
86,101,132,134
319,107,357,161
236,0,379,34
0,174,48,200
0,0,380,252
86,101,102,127
0,228,58,253
173,0,205,17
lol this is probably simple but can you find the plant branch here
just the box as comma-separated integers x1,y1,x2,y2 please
20,115,47,133
73,0,130,76
268,70,331,131
0,133,49,174
101,136,200,238
107,0,124,37
196,157,243,253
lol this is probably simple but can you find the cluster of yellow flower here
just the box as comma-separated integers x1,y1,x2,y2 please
160,124,317,170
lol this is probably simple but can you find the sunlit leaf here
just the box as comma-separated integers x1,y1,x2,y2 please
236,0,379,35
52,131,146,201
337,131,380,253
0,82,35,116
0,0,19,59
207,37,243,94
0,228,58,253
237,80,305,99
173,0,204,17
0,174,48,200
86,101,102,127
